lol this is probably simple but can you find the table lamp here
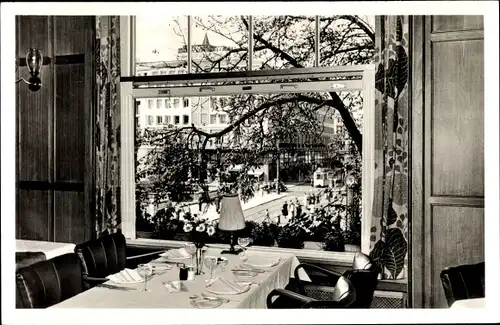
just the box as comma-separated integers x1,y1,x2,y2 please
218,193,246,254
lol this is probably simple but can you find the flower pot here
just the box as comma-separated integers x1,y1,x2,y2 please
344,244,361,252
303,241,323,250
136,231,154,239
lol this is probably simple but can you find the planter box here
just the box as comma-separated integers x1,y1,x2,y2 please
303,241,323,251
136,231,154,239
344,244,361,252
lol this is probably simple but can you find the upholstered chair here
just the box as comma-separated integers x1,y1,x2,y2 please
440,262,485,307
293,252,379,308
267,276,356,308
15,251,46,270
16,253,83,308
75,232,164,289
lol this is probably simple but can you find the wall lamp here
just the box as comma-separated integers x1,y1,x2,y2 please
16,48,43,92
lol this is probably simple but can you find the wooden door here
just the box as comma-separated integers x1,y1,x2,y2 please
411,15,484,308
16,16,95,244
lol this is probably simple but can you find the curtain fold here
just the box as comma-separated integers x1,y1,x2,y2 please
95,16,121,237
369,16,410,280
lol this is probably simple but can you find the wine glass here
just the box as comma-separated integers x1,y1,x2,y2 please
203,256,218,280
137,263,153,292
238,237,251,262
218,257,229,272
184,242,197,266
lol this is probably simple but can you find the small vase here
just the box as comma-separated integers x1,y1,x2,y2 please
194,247,205,275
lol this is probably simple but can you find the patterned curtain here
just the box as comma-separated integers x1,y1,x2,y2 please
368,16,410,280
95,16,121,237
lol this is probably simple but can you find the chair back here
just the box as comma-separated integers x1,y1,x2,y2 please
352,252,375,270
440,262,485,307
16,251,46,270
75,232,127,279
343,269,379,308
16,253,83,308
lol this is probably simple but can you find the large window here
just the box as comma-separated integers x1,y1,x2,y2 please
121,15,375,260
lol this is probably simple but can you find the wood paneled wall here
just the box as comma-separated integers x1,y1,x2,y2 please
16,16,95,244
411,15,484,308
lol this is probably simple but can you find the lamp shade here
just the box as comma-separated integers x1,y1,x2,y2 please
218,193,245,231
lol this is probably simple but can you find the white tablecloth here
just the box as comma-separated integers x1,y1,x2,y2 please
51,248,300,309
16,240,76,260
450,298,485,309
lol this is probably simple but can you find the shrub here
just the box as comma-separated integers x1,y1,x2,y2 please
251,221,279,247
322,228,345,252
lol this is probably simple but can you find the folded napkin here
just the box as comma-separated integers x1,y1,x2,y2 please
106,268,144,284
207,277,245,293
159,248,191,259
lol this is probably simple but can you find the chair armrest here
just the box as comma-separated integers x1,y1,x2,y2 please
303,299,355,309
267,288,316,309
294,263,342,295
83,275,108,284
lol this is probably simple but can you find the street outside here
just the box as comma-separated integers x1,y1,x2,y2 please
177,183,337,226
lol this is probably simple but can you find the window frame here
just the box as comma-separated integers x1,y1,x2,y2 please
119,16,375,264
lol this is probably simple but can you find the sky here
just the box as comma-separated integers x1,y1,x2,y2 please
136,15,375,63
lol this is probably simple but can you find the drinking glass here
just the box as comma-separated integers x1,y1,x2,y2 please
137,263,153,292
184,243,197,266
238,237,251,262
203,256,218,280
218,258,229,272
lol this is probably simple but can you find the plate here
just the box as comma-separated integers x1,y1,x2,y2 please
232,270,259,278
206,282,251,295
190,298,223,309
242,258,280,268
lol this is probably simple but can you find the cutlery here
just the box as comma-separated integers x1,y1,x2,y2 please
231,268,265,273
205,277,219,287
201,292,230,304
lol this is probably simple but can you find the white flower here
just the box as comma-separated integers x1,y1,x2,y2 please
193,217,200,223
206,225,216,236
183,223,193,233
330,216,336,224
196,224,206,232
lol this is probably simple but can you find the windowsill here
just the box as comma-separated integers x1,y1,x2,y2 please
128,237,355,267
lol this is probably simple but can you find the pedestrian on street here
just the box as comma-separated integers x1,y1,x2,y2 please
282,201,288,219
296,203,302,219
289,200,296,219
264,209,271,223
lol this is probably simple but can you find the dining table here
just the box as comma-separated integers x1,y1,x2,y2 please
450,297,485,309
51,247,306,309
15,239,76,260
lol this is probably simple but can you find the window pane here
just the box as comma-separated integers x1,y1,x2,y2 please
165,99,170,109
156,115,163,124
173,98,180,108
136,15,188,76
319,15,375,66
165,115,171,124
183,98,190,108
135,91,362,249
156,99,162,108
148,99,154,109
191,16,248,73
253,16,315,70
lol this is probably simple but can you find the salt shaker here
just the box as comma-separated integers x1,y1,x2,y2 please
186,266,195,280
